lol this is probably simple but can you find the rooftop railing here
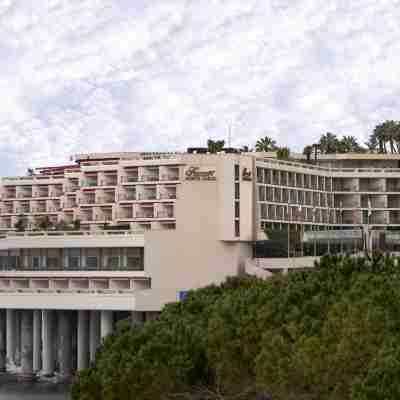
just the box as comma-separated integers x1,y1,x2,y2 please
257,158,400,174
0,229,144,238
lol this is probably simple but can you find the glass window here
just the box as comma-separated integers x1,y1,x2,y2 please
234,164,240,181
235,220,240,237
235,202,240,218
86,257,98,270
66,248,80,269
235,183,240,200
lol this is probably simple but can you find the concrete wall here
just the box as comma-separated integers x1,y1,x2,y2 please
144,156,253,306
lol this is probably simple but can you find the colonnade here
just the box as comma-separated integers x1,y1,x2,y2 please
0,309,139,380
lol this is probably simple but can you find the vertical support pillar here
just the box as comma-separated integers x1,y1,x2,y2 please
77,310,89,370
42,310,55,377
6,309,15,368
0,310,6,371
59,311,72,380
89,311,100,362
15,310,21,367
33,310,41,372
21,310,34,378
100,311,113,339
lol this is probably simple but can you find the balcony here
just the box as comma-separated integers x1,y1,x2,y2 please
156,210,174,218
99,177,118,186
33,191,49,198
81,214,93,222
119,192,136,201
161,174,179,181
64,201,77,209
4,191,16,199
31,206,47,213
95,214,112,221
140,175,159,182
80,197,95,204
96,196,115,204
118,209,133,219
137,192,157,201
136,210,154,219
122,175,139,183
16,190,32,199
83,179,98,187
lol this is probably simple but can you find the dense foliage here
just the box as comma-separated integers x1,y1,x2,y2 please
72,254,400,400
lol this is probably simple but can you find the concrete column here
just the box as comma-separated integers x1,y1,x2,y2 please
59,311,72,379
42,310,55,376
15,311,21,366
89,311,100,362
6,309,15,368
77,310,89,370
33,310,42,372
100,311,113,339
0,310,6,371
20,310,34,378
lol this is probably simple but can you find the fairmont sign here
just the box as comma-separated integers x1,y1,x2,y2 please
185,166,216,181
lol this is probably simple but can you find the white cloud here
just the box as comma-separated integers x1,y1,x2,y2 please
0,0,400,173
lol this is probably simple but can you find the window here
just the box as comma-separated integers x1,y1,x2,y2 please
127,248,144,270
86,257,98,270
235,183,240,200
234,164,240,181
235,220,240,237
66,248,80,269
32,256,40,269
235,202,240,218
258,186,265,201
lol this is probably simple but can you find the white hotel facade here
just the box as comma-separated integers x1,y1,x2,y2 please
0,149,399,379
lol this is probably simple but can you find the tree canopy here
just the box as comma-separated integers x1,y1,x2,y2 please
72,254,400,400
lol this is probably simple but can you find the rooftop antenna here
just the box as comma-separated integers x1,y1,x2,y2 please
228,122,232,147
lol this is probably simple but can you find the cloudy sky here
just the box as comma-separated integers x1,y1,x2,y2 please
0,0,399,174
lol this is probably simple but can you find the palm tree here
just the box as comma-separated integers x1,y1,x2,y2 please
276,147,290,160
207,139,225,153
338,136,365,153
373,121,398,153
255,136,277,152
318,132,340,154
303,145,313,162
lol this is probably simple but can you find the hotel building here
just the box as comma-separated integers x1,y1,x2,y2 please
0,150,399,378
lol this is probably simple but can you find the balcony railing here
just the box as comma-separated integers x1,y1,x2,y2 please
96,197,115,204
161,174,179,181
119,193,136,201
16,192,32,198
83,180,98,187
136,211,154,218
156,210,174,218
137,193,157,200
118,212,133,219
99,179,118,186
31,207,47,213
81,197,95,204
121,175,139,183
95,215,113,221
159,192,177,200
139,175,159,182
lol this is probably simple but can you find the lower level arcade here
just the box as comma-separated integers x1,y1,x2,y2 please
0,308,158,380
